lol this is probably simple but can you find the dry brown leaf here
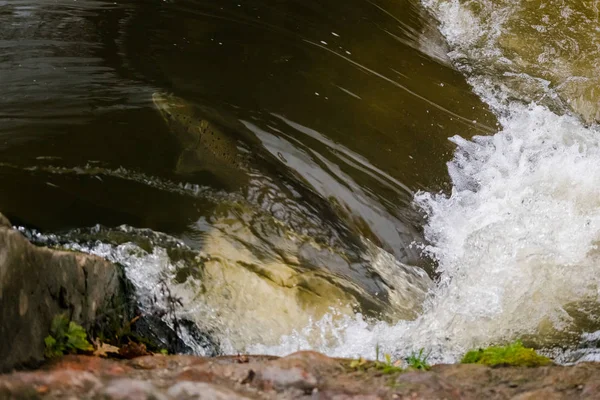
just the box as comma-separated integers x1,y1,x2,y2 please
119,341,150,359
93,342,120,357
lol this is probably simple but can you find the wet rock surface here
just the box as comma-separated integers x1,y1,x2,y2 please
1,352,600,399
0,213,131,372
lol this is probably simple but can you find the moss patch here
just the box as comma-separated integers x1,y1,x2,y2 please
461,341,551,367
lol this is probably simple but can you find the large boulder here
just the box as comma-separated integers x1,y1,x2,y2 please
0,213,131,372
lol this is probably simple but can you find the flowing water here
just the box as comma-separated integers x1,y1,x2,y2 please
2,0,599,363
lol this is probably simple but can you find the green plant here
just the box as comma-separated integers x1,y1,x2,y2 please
348,347,403,375
44,314,93,358
378,353,404,374
406,348,431,371
461,341,551,367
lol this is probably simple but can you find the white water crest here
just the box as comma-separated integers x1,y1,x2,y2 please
413,104,600,353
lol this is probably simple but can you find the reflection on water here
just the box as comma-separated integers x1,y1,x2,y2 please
0,1,143,130
0,0,493,239
0,0,495,355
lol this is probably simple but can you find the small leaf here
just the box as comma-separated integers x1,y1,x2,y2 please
50,314,69,337
44,335,64,359
66,321,93,352
44,335,57,348
349,357,368,369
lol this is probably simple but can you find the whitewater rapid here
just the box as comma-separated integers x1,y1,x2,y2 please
249,0,600,363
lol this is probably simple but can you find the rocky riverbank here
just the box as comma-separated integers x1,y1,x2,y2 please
2,351,600,399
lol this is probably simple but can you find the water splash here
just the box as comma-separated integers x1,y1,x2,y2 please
22,224,431,356
246,1,600,363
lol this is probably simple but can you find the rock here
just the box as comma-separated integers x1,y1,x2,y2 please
390,371,461,399
582,379,600,398
0,214,11,228
2,354,600,399
258,364,318,392
167,381,255,400
0,213,131,372
50,355,132,376
0,369,102,398
254,351,340,392
511,389,565,400
129,354,206,371
101,379,168,400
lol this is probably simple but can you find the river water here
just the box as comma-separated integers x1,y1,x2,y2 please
1,0,599,363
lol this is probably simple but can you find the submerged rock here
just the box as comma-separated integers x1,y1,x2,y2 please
148,91,433,348
426,0,600,124
0,213,132,372
496,0,600,124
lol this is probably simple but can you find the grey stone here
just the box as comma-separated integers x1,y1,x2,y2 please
102,379,168,400
0,213,130,372
167,381,254,399
258,365,318,392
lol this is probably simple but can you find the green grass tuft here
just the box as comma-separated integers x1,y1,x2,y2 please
348,346,433,375
348,354,403,375
406,349,431,371
461,341,551,367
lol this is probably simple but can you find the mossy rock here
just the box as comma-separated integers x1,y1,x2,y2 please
461,341,551,367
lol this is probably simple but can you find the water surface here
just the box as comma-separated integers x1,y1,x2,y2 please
11,0,583,361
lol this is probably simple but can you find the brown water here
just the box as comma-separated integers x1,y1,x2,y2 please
0,0,498,354
0,0,493,232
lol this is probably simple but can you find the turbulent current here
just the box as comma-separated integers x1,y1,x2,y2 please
249,0,600,362
7,0,600,364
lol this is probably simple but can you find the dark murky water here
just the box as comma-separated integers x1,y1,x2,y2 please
0,0,493,238
0,0,501,355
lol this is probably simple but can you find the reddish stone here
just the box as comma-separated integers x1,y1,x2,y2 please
48,355,131,376
0,369,101,395
129,354,206,370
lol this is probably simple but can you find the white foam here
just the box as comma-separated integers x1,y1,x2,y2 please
250,102,600,364
416,103,600,345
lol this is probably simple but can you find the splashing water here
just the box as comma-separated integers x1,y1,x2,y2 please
21,223,431,357
247,0,600,363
